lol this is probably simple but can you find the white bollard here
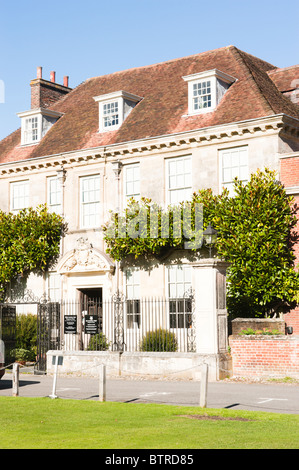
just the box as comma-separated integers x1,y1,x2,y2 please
99,364,106,402
199,363,208,408
12,363,20,397
49,355,59,399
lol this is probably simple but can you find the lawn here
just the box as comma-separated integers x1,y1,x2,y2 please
0,396,298,449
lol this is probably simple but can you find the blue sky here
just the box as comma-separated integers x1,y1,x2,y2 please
0,0,298,141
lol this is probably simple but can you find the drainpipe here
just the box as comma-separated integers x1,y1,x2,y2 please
56,164,67,263
111,160,123,294
56,164,66,347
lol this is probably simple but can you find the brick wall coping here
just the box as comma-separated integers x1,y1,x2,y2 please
230,335,298,341
231,317,286,335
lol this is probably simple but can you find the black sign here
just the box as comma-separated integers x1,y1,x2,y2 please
52,355,63,366
64,315,77,334
84,315,98,335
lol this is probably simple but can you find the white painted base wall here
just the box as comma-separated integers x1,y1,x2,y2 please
46,350,232,381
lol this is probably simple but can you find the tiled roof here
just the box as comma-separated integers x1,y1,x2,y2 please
1,45,299,164
267,65,299,92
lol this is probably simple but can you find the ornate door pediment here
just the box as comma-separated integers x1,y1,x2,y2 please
56,237,115,275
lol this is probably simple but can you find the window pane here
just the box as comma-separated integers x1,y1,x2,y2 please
167,265,192,329
125,268,140,328
167,156,191,204
81,175,100,227
220,147,248,195
192,80,212,111
11,181,29,211
48,177,62,214
125,164,140,202
167,265,191,298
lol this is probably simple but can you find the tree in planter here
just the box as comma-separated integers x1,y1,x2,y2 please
102,169,299,319
0,205,67,300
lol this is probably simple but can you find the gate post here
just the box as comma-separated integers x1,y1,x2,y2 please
192,259,230,355
112,291,126,352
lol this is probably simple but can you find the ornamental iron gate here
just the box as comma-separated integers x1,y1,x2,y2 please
36,302,61,374
1,287,61,374
0,305,17,365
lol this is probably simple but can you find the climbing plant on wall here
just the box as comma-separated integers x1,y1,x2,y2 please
0,204,67,299
103,169,299,318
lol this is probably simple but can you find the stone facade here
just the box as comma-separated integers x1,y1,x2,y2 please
0,46,299,370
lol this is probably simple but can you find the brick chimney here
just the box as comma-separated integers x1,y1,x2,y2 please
30,67,72,109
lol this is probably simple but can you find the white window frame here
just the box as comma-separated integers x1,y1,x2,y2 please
124,163,140,205
125,268,140,329
183,69,236,115
80,174,101,228
99,98,123,132
47,272,61,302
47,176,62,214
24,116,39,144
166,155,192,205
10,180,29,212
219,146,249,195
167,265,192,329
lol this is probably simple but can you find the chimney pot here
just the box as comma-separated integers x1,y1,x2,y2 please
63,76,69,87
50,71,56,83
37,66,42,79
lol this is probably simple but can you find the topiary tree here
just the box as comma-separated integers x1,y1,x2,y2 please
140,328,178,352
87,332,110,351
0,204,67,300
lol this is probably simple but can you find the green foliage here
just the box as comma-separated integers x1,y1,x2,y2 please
103,198,183,260
102,192,224,260
140,328,178,352
87,333,110,351
11,348,33,363
0,205,67,299
214,169,299,318
16,314,37,357
239,328,281,336
103,169,299,318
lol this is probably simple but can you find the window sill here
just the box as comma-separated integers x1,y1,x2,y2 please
182,108,215,117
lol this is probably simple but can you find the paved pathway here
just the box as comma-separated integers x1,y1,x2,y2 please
1,371,299,414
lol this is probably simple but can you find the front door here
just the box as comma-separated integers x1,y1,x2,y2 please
77,288,103,350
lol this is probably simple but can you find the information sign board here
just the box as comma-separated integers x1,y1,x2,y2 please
84,315,98,335
64,315,77,334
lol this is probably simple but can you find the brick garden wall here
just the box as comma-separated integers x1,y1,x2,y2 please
229,335,299,379
280,155,299,334
284,308,299,335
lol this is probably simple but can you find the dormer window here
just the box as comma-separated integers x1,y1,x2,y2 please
183,69,236,115
17,108,63,146
93,91,142,133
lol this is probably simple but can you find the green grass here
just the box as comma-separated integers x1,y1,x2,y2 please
0,397,299,449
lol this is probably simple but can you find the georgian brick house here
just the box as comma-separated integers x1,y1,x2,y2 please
0,45,299,343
